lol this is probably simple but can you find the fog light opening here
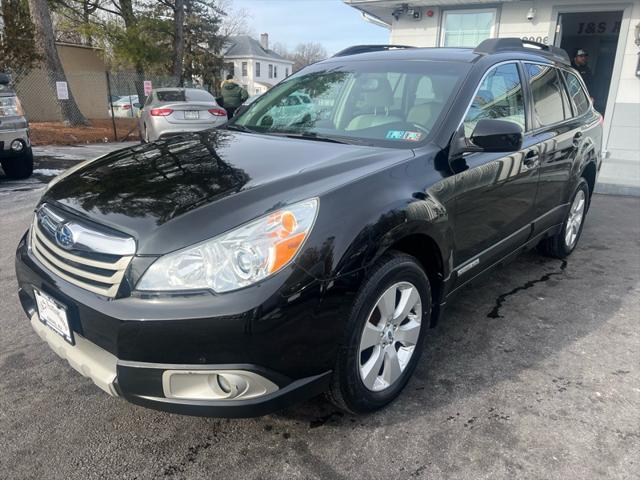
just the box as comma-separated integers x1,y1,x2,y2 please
162,369,279,401
216,374,232,395
212,373,249,399
10,140,24,152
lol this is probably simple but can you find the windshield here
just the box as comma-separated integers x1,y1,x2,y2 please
231,60,469,147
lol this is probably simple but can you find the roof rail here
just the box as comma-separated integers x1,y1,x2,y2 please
474,38,571,65
332,44,415,58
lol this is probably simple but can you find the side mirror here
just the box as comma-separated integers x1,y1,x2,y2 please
468,119,523,153
0,73,10,85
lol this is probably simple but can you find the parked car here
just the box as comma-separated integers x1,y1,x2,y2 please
232,94,262,118
109,95,141,118
15,39,602,417
0,73,33,179
267,92,317,128
138,88,227,142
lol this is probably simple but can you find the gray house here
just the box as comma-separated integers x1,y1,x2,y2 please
345,0,640,195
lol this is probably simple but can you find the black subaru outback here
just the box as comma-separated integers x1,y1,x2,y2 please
15,39,601,417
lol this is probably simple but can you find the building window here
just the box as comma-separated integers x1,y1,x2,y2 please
256,62,261,77
440,8,497,47
242,62,248,77
268,64,273,79
225,62,234,78
274,66,278,78
285,68,289,77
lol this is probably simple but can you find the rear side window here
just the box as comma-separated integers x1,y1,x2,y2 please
525,65,571,127
156,90,186,102
464,63,525,136
563,71,590,117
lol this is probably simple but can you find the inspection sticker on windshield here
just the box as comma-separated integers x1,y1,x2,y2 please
386,130,423,141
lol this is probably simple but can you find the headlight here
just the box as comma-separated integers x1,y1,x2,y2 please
136,198,319,293
0,96,22,117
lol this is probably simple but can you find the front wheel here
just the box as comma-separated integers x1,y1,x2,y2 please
328,252,431,414
538,178,590,258
1,147,34,179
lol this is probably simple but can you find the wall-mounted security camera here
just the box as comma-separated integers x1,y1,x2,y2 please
408,8,422,20
527,8,536,21
392,4,421,21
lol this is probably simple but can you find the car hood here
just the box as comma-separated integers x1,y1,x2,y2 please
44,129,414,254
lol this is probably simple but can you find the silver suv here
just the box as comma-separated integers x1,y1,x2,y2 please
0,73,33,179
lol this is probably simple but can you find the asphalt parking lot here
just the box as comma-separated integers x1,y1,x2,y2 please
0,147,638,479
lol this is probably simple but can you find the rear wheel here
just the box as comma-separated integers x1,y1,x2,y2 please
327,252,431,414
538,178,589,258
1,147,34,179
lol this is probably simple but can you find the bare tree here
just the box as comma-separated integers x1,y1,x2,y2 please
291,42,327,72
27,0,89,125
92,0,147,99
270,41,289,57
269,42,327,71
171,0,185,85
217,0,251,37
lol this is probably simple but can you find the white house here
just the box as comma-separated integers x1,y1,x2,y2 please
223,33,295,96
345,0,640,195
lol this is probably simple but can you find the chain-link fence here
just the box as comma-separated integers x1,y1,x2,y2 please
7,68,214,142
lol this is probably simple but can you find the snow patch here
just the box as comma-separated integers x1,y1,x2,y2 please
33,169,64,176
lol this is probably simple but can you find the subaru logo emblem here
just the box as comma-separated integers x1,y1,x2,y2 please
55,224,74,250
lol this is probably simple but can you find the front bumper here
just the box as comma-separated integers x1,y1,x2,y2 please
16,234,338,417
28,311,330,417
0,125,30,157
30,312,118,395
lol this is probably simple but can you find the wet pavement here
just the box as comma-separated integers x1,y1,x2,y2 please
0,143,137,195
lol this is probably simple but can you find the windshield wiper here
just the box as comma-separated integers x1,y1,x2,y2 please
224,124,256,134
273,131,349,144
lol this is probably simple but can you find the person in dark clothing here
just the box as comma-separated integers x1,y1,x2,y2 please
571,49,594,96
220,74,249,118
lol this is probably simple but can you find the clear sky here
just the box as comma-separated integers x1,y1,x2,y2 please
232,0,389,55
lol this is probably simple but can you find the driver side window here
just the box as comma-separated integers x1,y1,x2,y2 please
464,63,525,137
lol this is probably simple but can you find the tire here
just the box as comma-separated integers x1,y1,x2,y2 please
327,251,431,414
538,178,590,259
1,147,34,180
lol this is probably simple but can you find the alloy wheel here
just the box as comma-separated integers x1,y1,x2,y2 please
565,190,586,249
358,281,422,392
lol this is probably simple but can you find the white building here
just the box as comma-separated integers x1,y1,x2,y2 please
345,0,640,195
223,34,295,96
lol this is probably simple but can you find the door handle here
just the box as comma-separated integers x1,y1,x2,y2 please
523,150,540,170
